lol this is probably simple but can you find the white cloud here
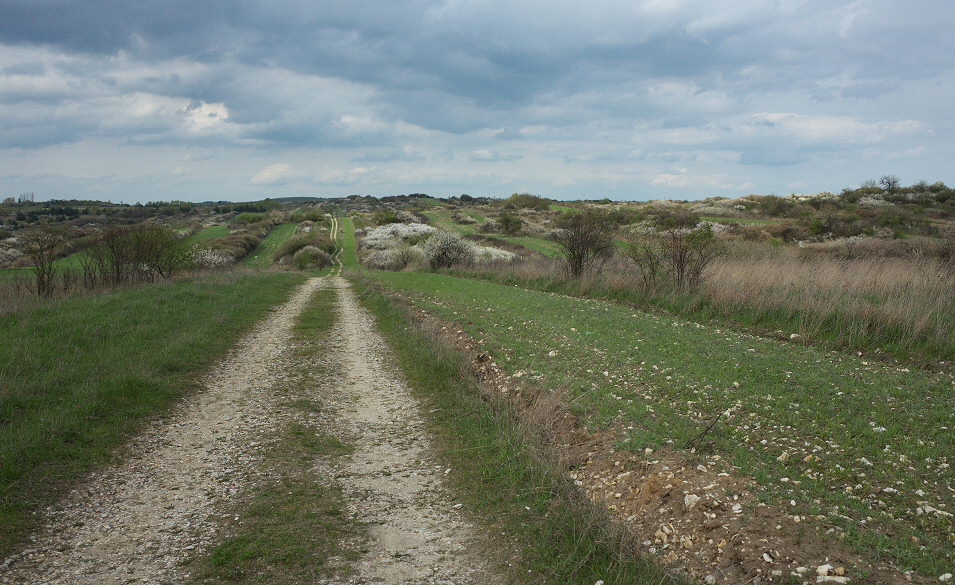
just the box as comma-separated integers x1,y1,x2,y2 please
251,163,297,185
751,113,920,143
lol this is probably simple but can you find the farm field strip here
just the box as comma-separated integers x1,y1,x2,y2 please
183,225,229,245
241,222,297,268
369,270,954,577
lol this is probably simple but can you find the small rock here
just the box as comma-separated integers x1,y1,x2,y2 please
684,494,701,511
796,567,810,575
763,553,774,563
817,577,848,584
940,574,953,583
705,575,716,585
817,564,833,577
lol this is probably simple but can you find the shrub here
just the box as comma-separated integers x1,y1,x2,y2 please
363,247,426,271
452,211,477,225
274,232,335,262
497,212,523,235
502,193,551,211
551,209,617,279
479,219,500,234
83,223,196,287
373,208,403,226
359,223,436,251
20,226,69,297
292,246,331,270
623,223,722,291
423,231,474,269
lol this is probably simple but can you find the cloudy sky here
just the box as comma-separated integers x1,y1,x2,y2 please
1,1,953,203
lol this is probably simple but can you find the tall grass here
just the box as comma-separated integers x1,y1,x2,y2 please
702,254,955,362
0,271,307,557
458,250,955,365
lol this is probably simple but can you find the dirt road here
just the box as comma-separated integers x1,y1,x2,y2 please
1,276,503,584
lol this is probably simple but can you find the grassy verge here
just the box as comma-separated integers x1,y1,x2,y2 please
366,270,954,577
339,216,359,270
241,223,298,268
188,285,364,583
0,268,30,281
184,225,229,245
0,270,308,557
355,275,678,585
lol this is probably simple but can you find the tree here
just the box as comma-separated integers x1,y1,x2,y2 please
879,174,900,192
20,225,68,297
551,209,617,279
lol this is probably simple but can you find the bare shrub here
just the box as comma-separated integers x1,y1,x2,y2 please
551,209,616,279
84,224,195,287
20,226,69,297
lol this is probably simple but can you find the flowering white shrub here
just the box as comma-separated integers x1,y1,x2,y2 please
359,222,436,251
473,245,518,263
194,247,232,268
364,247,426,271
423,231,474,269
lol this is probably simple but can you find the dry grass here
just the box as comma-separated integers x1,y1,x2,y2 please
703,254,955,361
458,246,955,364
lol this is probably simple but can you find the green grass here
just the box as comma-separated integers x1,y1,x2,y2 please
0,268,30,281
184,225,230,245
355,275,679,585
420,209,479,235
339,216,359,270
366,270,954,577
241,222,297,268
0,271,308,557
189,285,363,584
495,234,561,256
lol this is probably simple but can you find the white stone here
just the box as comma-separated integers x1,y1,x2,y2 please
684,494,701,511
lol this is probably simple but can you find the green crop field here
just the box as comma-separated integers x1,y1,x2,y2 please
367,270,954,576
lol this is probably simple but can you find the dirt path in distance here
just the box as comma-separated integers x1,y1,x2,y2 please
1,275,505,584
324,276,504,584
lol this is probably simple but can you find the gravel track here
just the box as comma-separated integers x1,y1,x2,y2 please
325,276,502,584
1,275,503,584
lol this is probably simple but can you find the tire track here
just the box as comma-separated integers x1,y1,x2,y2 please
1,278,327,584
324,276,504,584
